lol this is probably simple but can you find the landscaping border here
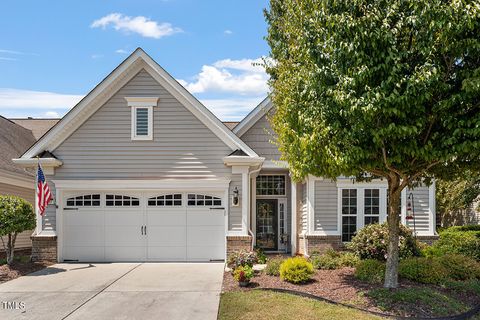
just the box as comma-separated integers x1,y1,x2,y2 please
256,288,480,320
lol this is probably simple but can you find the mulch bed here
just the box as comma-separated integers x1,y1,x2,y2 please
0,259,52,284
222,268,480,318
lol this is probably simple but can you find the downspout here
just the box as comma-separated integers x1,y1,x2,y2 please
248,165,262,249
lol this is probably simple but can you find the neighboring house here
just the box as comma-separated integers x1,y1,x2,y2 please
0,116,38,251
13,48,437,263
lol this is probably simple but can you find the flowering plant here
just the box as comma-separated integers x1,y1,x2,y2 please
227,250,258,268
347,223,420,260
233,265,254,282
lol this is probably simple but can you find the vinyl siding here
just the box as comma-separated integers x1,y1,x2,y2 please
240,112,280,161
406,186,431,233
229,174,242,231
44,69,235,232
53,69,232,179
314,179,338,231
0,182,34,248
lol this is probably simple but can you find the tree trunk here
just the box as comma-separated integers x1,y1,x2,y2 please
6,233,17,265
384,179,402,288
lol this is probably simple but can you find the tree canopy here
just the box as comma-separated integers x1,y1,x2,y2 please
265,0,480,287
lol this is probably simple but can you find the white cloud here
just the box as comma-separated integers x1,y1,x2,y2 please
91,54,104,59
115,49,129,54
179,57,269,95
224,29,233,35
0,88,83,110
0,57,17,61
91,13,182,39
44,111,60,118
201,97,264,121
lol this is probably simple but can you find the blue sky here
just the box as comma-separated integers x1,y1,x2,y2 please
0,0,270,121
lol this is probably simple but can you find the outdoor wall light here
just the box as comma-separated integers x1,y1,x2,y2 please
232,187,239,206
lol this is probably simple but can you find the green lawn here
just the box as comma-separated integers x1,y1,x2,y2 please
218,291,381,320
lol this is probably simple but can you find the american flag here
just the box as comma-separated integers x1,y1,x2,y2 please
37,164,53,216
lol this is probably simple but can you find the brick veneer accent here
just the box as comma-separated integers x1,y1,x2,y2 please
305,235,343,255
416,234,439,245
31,235,57,262
226,235,252,257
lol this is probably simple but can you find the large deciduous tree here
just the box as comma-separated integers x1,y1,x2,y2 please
265,0,480,287
0,196,35,265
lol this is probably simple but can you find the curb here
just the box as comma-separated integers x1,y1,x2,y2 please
256,288,480,320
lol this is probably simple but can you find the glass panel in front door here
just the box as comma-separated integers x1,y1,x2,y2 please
256,199,278,250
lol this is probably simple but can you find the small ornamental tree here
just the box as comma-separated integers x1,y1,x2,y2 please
0,195,35,265
265,0,480,288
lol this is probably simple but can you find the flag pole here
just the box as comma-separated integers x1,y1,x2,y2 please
35,156,42,235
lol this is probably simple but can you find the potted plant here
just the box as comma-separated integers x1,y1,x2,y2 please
233,265,254,287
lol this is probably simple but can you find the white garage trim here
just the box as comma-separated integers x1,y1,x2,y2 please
53,179,231,190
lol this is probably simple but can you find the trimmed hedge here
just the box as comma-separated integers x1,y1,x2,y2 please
425,226,480,261
399,254,480,284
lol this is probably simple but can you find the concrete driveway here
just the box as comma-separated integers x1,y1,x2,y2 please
0,262,224,320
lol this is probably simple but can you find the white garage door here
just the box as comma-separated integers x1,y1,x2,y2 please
62,191,225,262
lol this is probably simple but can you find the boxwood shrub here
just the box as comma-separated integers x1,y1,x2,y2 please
310,249,360,270
279,257,314,284
347,223,420,261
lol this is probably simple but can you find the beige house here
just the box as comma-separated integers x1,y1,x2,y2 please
13,48,437,263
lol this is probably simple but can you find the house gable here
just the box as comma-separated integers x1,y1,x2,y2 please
20,48,257,160
235,98,281,161
53,69,234,179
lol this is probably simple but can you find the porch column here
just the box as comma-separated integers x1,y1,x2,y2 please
232,165,250,235
290,179,297,255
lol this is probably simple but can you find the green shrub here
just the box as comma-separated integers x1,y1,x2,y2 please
254,247,267,264
339,252,360,268
233,265,254,282
310,249,360,270
279,257,314,284
399,257,448,284
429,228,480,261
227,250,258,268
347,223,420,261
354,259,385,284
437,254,480,281
446,225,480,232
265,257,283,276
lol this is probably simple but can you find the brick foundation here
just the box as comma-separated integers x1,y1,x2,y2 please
226,235,252,258
416,234,439,245
31,235,57,262
305,235,343,255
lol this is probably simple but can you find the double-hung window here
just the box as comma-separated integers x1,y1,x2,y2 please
339,185,386,242
125,97,159,141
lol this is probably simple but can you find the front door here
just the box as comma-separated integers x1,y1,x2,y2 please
256,199,278,251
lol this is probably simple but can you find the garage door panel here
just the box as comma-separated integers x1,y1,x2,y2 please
187,226,225,246
105,213,144,226
146,212,186,226
105,246,145,262
187,211,224,226
63,246,104,262
105,226,145,246
187,245,224,261
64,225,104,247
147,246,186,261
64,212,104,226
147,226,186,246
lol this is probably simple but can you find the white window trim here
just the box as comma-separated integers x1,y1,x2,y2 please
255,174,287,198
337,186,387,242
125,97,158,141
